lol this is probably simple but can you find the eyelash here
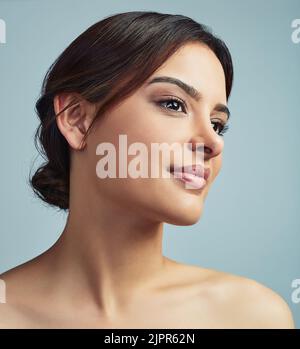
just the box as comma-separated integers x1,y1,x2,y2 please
156,97,230,137
213,122,229,137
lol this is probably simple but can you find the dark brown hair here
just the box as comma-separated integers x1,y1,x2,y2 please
30,10,234,211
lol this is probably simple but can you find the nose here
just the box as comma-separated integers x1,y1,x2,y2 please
188,120,224,161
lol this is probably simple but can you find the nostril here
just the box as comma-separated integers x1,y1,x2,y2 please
168,164,174,173
204,146,212,154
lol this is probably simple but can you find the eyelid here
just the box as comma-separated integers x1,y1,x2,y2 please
211,114,228,124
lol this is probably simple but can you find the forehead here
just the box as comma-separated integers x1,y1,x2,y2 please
147,42,226,104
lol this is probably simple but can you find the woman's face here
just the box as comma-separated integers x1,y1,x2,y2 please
85,42,229,225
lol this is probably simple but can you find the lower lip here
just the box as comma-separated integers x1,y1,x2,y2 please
170,171,207,190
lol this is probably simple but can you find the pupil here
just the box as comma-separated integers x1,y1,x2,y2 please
169,101,178,110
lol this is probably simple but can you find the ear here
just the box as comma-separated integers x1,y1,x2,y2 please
54,93,95,150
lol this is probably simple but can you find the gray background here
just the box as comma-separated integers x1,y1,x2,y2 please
0,0,299,328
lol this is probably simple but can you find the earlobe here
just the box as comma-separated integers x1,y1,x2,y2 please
54,93,92,150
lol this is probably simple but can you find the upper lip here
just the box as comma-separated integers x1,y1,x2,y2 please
169,164,210,181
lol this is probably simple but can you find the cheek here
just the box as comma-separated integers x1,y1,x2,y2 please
84,104,173,208
89,100,189,176
92,101,165,147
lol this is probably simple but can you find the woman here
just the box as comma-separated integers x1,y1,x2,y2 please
0,11,295,329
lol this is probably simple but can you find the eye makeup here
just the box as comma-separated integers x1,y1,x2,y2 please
153,95,229,137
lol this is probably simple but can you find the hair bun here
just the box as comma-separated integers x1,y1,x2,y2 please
30,162,69,210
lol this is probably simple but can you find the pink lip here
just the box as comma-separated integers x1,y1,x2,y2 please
171,164,210,180
169,164,210,189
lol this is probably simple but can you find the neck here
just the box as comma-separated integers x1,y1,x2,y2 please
48,184,169,319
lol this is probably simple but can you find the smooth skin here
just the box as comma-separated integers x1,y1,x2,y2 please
0,43,295,329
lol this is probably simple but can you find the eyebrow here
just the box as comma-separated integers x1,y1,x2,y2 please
147,75,230,121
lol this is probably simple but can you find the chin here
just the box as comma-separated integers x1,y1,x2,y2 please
161,199,204,226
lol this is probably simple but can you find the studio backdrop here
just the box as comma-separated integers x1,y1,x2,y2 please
0,0,299,328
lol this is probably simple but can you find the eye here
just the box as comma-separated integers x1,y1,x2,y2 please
211,120,229,137
156,97,187,114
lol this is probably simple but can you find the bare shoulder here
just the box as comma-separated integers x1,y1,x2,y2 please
0,256,49,329
0,302,26,329
190,265,295,329
0,266,27,328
